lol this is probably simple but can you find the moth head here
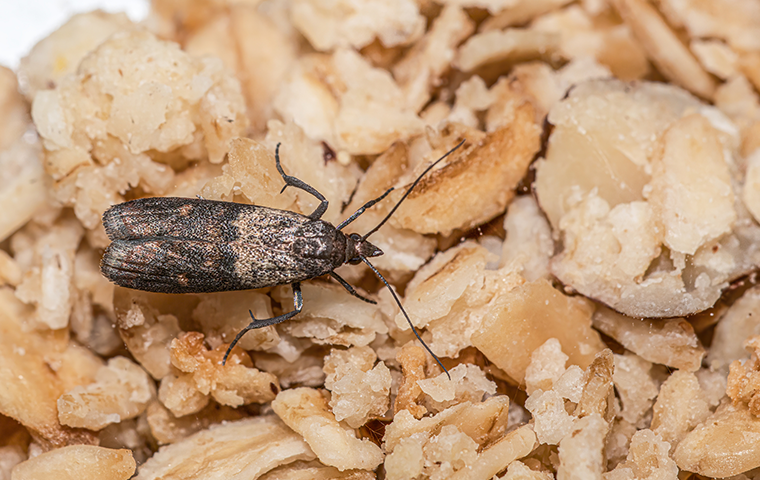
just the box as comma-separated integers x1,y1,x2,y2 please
346,232,382,265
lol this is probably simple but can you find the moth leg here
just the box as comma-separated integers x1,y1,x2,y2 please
222,282,303,365
330,272,377,304
336,187,394,231
275,143,329,220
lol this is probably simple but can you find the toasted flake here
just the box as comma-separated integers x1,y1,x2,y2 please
651,371,710,452
498,461,553,479
727,336,760,416
455,29,560,73
536,79,741,318
396,241,516,358
113,288,185,380
0,67,30,151
393,5,475,112
447,425,538,480
58,357,155,430
674,401,760,478
556,414,607,479
14,218,83,330
11,445,135,480
253,350,327,389
394,344,428,418
390,104,540,236
323,346,392,428
417,364,496,413
291,0,424,51
145,400,244,445
660,0,760,51
18,11,133,101
0,289,97,448
274,282,388,348
612,353,658,428
604,429,677,480
192,291,279,352
501,195,554,281
135,416,316,480
612,0,716,99
158,374,209,417
168,332,279,409
648,113,736,255
227,5,297,132
525,389,576,445
259,460,376,480
690,40,738,80
472,279,605,384
709,286,760,371
605,419,637,470
593,306,705,372
574,349,616,421
272,388,383,471
531,5,649,81
524,338,569,395
482,0,575,30
333,49,424,155
0,140,46,244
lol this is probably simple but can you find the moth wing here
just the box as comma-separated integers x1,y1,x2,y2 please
101,238,241,293
103,197,243,242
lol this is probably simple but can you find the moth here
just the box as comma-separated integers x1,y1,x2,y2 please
101,140,465,377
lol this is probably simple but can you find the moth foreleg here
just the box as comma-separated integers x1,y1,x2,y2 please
330,272,377,305
222,282,304,365
274,143,328,220
337,187,394,231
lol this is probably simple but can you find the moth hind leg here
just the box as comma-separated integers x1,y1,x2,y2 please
275,143,328,220
222,282,303,365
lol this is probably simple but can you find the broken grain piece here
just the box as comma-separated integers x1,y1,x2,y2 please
592,306,705,372
556,414,607,479
58,356,155,430
471,279,605,385
11,445,135,480
454,28,560,73
168,332,279,409
394,343,428,418
612,0,716,99
674,401,760,478
390,104,540,236
603,429,678,479
393,5,475,112
135,416,316,480
290,0,424,52
272,388,383,471
17,11,132,101
650,371,711,453
0,289,96,448
323,346,392,428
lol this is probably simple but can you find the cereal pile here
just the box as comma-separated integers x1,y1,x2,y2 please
2,0,760,478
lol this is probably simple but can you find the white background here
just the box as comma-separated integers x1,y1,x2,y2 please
0,0,149,68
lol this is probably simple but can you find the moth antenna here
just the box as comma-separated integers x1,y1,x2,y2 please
361,256,451,380
361,139,466,241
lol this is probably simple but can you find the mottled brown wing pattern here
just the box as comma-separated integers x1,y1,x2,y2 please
101,238,241,293
100,198,347,293
103,197,242,242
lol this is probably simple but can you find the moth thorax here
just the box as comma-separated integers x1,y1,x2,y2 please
345,232,383,264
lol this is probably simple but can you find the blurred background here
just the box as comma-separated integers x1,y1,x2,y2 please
0,0,148,68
